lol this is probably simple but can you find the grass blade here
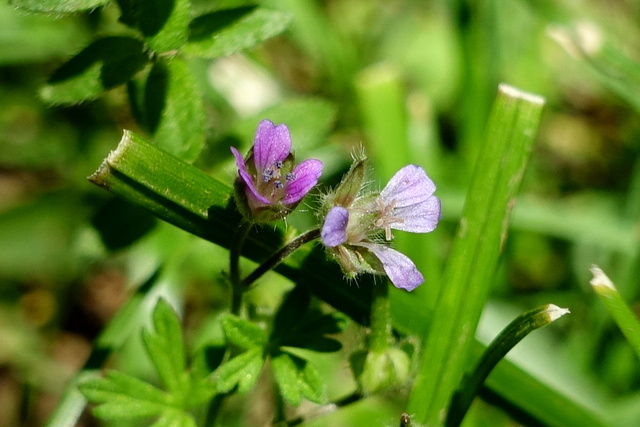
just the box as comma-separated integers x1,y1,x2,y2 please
590,265,640,359
407,84,545,425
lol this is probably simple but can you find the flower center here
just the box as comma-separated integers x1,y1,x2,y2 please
375,198,404,240
258,160,296,202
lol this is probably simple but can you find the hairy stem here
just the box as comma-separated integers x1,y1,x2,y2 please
242,228,321,287
230,222,252,314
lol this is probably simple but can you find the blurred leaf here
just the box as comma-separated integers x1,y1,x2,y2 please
271,351,326,406
0,194,86,282
9,0,109,13
221,313,267,350
144,58,205,162
40,36,148,105
0,3,88,64
139,0,191,52
91,197,157,251
79,371,170,420
407,85,545,425
142,299,188,394
271,286,345,353
233,97,338,150
184,6,291,58
212,347,264,393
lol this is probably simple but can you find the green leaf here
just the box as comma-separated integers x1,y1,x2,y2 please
9,0,109,13
79,371,171,420
271,352,326,406
407,85,545,425
138,0,191,52
40,36,148,105
184,7,291,58
212,348,264,394
142,298,188,394
144,58,206,162
152,409,197,427
221,314,267,350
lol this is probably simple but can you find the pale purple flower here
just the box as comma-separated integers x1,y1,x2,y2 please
320,164,441,291
231,119,323,222
375,164,441,240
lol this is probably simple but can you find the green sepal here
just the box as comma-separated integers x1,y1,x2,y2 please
221,313,267,350
40,36,148,105
211,347,265,394
184,6,291,59
323,155,368,209
78,371,171,420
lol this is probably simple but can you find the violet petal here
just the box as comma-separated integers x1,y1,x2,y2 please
282,159,323,204
321,206,349,247
357,242,424,291
230,146,270,204
380,164,436,208
389,195,441,233
253,119,291,172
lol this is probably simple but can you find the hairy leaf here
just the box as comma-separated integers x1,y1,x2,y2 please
139,0,191,52
212,348,264,394
79,371,170,420
184,7,291,58
221,314,267,350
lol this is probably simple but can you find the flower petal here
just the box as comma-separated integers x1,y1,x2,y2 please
230,146,270,204
321,206,349,247
253,119,291,172
282,159,323,204
390,195,441,233
357,242,424,291
380,164,436,208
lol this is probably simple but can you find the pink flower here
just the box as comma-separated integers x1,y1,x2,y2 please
321,164,441,291
231,120,323,222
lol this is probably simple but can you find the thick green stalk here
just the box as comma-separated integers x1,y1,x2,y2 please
407,85,545,425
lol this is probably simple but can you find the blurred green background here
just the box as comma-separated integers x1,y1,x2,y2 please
2,0,640,425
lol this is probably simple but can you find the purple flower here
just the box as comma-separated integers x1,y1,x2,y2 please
231,119,323,222
320,164,441,291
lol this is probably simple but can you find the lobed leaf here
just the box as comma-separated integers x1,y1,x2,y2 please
221,313,267,350
151,409,197,427
79,370,170,420
271,351,326,406
9,0,109,13
142,298,188,394
40,36,148,105
184,7,291,59
211,348,265,394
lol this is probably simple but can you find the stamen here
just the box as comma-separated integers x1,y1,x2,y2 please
274,180,283,189
275,160,283,169
285,172,295,181
262,168,274,182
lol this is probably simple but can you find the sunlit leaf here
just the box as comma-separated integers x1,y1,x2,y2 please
184,7,291,58
9,0,109,13
212,348,264,394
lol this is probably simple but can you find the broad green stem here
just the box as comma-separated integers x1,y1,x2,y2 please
369,283,391,353
242,228,321,288
230,222,252,314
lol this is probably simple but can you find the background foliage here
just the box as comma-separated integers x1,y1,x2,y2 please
1,0,640,426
